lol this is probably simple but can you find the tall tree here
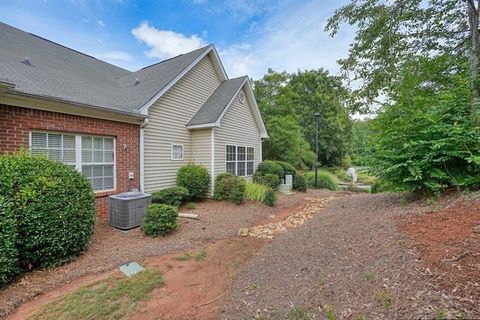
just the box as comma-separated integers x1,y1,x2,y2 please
326,0,480,122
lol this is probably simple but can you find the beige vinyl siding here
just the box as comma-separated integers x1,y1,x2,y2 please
214,87,262,180
144,54,221,192
192,128,212,173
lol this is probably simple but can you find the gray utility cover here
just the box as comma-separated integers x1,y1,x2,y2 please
119,262,144,277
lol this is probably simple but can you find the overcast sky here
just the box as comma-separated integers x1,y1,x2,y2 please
0,0,354,80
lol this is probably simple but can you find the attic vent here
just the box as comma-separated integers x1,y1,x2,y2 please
22,56,32,66
134,78,140,86
238,91,246,103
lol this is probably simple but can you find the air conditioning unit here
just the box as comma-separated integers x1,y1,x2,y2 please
109,192,151,230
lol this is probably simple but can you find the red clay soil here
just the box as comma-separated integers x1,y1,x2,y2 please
396,197,480,312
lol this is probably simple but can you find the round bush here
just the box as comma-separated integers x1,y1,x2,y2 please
263,189,276,206
176,164,210,200
256,161,284,180
293,174,307,192
141,204,178,237
213,173,246,205
273,161,297,177
0,151,96,270
152,186,189,207
0,196,19,287
254,173,281,190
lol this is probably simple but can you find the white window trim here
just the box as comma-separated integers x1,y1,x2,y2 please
225,145,255,177
171,143,184,161
29,131,116,193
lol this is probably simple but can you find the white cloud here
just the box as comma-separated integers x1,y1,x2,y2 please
132,21,207,60
97,19,105,28
218,0,354,79
98,50,132,62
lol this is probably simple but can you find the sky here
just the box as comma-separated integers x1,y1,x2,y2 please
0,0,355,80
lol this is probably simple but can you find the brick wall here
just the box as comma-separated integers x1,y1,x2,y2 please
0,104,141,218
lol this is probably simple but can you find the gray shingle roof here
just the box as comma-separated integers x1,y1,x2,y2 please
187,76,247,127
0,22,211,114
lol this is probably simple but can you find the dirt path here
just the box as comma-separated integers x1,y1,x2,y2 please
220,193,480,319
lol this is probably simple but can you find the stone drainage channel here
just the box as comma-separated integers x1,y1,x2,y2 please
238,196,334,239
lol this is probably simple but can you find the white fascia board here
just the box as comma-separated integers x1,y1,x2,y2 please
139,45,229,116
186,122,219,129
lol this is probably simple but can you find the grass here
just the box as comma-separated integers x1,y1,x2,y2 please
257,306,315,320
435,308,448,320
363,270,376,282
174,249,207,262
29,268,163,320
186,202,196,209
244,182,268,202
377,289,392,310
306,170,339,191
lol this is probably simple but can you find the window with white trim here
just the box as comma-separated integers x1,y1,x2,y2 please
171,144,184,160
30,131,115,192
225,145,254,176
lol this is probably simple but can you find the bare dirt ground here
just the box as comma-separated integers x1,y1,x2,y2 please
220,192,480,319
4,190,479,320
1,189,331,319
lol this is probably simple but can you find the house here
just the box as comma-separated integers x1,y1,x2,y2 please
0,22,268,216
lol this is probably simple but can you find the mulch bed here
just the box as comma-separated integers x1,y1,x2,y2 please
0,189,330,319
220,192,480,319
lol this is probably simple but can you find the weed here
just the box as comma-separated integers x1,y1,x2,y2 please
319,272,327,286
398,196,408,206
30,269,163,320
186,202,196,210
377,289,392,310
174,252,192,261
435,308,448,320
458,310,466,320
363,271,376,282
250,282,257,289
355,313,365,320
165,262,173,270
194,249,207,261
326,304,336,320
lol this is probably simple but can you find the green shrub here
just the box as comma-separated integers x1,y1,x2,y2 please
0,151,96,271
141,204,178,237
176,164,210,200
0,196,19,287
306,170,339,191
212,173,246,205
273,161,296,176
256,161,284,180
293,174,307,192
152,186,189,207
244,182,268,202
263,189,276,206
253,172,281,190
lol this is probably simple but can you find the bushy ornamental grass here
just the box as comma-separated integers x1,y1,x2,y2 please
176,164,210,200
0,151,96,287
152,186,189,208
244,182,268,202
213,173,246,205
306,170,339,191
141,204,178,237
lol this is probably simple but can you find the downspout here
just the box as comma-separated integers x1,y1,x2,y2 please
211,128,215,195
140,118,150,192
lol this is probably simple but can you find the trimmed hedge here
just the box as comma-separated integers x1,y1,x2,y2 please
0,151,96,279
293,174,307,192
141,204,178,237
176,164,210,200
253,172,281,190
0,196,19,287
213,173,246,205
256,161,284,180
152,186,189,208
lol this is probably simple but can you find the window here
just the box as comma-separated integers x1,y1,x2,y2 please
30,131,115,192
171,144,184,160
225,145,254,176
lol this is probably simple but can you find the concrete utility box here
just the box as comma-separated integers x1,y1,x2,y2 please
109,192,151,230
